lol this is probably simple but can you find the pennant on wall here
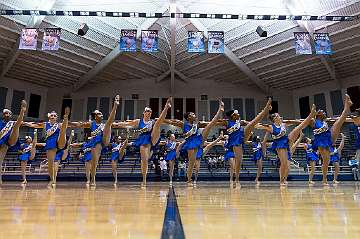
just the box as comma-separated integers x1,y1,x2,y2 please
141,30,158,52
208,31,224,54
41,28,61,51
314,33,332,55
187,31,205,53
294,32,312,55
120,29,137,52
19,28,38,50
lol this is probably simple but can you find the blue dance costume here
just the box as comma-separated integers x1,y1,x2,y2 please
19,143,32,161
305,143,318,162
252,142,263,161
44,122,60,150
355,125,360,150
270,123,291,161
111,142,125,162
225,120,244,150
223,140,235,161
0,120,15,146
80,142,92,162
165,141,177,161
196,146,204,160
330,146,340,163
182,121,202,151
89,121,104,148
312,119,332,150
55,142,71,162
134,118,154,148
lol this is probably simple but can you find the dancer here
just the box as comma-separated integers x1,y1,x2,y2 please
303,137,319,185
69,95,120,186
245,132,269,185
352,109,360,163
19,129,37,184
257,104,316,186
164,100,224,185
113,97,172,187
24,107,70,187
52,130,74,184
216,98,272,187
310,94,352,185
111,135,129,185
193,131,225,186
164,134,181,186
76,138,92,184
0,101,27,184
330,133,345,184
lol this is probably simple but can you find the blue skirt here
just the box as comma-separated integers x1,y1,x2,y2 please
45,137,58,150
330,155,340,163
81,152,92,162
271,136,289,151
19,153,31,161
182,134,202,151
226,130,244,149
89,135,103,148
134,133,152,148
224,150,235,161
55,150,64,161
165,150,176,161
252,150,263,161
307,152,318,162
313,131,332,150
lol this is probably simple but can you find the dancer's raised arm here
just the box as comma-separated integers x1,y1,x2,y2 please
202,101,224,142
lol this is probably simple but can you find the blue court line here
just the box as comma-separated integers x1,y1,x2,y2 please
161,186,186,239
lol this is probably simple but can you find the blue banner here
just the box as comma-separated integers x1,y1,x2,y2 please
314,33,332,55
41,28,61,51
120,29,137,52
187,31,205,53
141,30,158,52
208,31,224,54
294,32,312,55
19,28,38,50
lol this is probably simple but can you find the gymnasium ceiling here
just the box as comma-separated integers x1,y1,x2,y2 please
0,0,359,93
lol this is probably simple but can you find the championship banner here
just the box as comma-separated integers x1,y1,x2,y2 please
208,31,224,54
294,32,312,55
41,28,61,51
120,29,137,52
314,33,332,55
141,30,158,52
187,31,205,53
19,28,38,50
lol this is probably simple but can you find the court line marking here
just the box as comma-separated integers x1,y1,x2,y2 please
161,186,186,239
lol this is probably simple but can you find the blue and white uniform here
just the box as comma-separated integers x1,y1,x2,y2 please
305,143,318,162
165,141,177,161
0,119,15,146
196,146,204,160
181,121,202,151
355,125,360,150
252,142,263,161
44,122,60,150
80,142,92,162
312,119,332,150
19,143,32,161
111,142,125,162
134,118,154,147
225,120,244,150
55,142,71,162
270,123,291,161
223,140,235,161
330,146,340,163
89,121,104,148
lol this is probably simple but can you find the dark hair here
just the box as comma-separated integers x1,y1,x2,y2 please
226,110,235,118
269,113,277,122
184,112,191,120
252,135,259,142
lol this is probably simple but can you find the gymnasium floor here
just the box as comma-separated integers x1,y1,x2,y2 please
1,181,360,239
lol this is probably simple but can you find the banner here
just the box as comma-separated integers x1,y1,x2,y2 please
41,28,61,51
187,31,205,53
294,32,312,55
208,31,224,54
314,33,332,55
120,29,137,52
141,30,158,52
19,28,38,50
